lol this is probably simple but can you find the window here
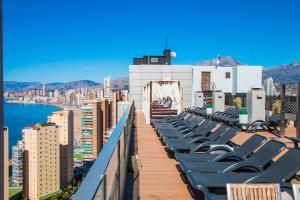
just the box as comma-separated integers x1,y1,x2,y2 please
225,72,231,79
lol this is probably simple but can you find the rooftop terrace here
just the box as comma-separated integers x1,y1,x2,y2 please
73,99,300,199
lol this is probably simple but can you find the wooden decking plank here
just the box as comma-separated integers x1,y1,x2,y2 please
136,112,193,200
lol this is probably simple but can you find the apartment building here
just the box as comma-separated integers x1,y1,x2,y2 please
12,140,24,187
23,123,60,200
3,128,8,200
48,110,74,188
81,101,103,161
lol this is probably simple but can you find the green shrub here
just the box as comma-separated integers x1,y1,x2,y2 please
233,97,242,108
272,100,281,114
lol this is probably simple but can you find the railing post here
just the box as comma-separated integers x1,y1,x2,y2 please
280,84,286,137
296,83,300,139
103,175,107,200
117,139,121,200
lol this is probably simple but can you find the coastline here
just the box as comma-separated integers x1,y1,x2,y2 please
5,100,68,110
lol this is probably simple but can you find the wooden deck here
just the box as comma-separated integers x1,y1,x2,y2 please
136,112,193,200
135,112,299,199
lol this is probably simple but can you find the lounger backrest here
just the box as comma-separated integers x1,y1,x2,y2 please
182,114,193,123
187,117,203,128
214,127,239,144
235,135,267,158
263,148,300,181
192,120,210,132
196,122,218,137
207,125,228,141
247,140,286,167
269,114,283,124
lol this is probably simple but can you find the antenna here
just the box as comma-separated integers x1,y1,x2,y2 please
215,53,221,69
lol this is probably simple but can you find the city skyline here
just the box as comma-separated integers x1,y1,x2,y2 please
3,0,300,82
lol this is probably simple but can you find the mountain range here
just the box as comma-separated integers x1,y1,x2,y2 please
4,57,300,92
197,56,300,84
4,77,128,92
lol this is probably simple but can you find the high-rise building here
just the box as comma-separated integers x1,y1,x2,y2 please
23,123,60,200
111,93,118,127
12,140,24,187
42,83,46,97
3,128,9,200
54,89,59,98
81,101,103,161
48,110,74,188
117,102,130,122
263,77,277,96
104,76,112,98
101,99,112,133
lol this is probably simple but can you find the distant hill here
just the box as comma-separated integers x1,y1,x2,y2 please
196,56,245,67
263,61,300,83
4,77,129,92
46,80,100,90
4,81,42,91
111,77,129,91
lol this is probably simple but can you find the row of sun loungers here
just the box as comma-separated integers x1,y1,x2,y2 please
151,110,300,199
186,106,284,135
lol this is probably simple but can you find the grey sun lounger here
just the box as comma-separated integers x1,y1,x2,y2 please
154,112,193,127
168,127,239,154
238,114,284,135
175,134,266,163
157,116,203,136
187,148,300,195
179,140,286,174
152,112,189,127
151,111,188,125
164,123,224,148
163,120,217,141
156,115,201,132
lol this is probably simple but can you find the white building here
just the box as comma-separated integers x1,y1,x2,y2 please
129,64,262,111
12,140,24,187
129,64,193,111
263,77,277,96
104,76,112,98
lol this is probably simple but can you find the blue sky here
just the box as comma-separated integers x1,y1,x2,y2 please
3,0,300,83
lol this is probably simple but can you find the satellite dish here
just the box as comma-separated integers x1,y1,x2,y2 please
170,51,176,58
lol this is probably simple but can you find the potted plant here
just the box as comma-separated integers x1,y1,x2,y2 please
239,107,248,124
206,104,213,115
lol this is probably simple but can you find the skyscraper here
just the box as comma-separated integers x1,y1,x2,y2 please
81,101,103,161
3,128,8,200
12,140,24,187
263,77,277,96
42,83,46,97
23,123,60,200
101,99,112,133
48,110,74,188
111,92,118,127
103,76,112,98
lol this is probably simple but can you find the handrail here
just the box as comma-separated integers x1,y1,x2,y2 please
72,101,134,200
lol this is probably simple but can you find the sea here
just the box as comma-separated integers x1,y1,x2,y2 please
4,102,61,157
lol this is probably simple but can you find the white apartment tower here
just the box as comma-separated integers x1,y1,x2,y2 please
104,76,112,97
12,140,24,187
42,83,46,97
263,77,277,96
